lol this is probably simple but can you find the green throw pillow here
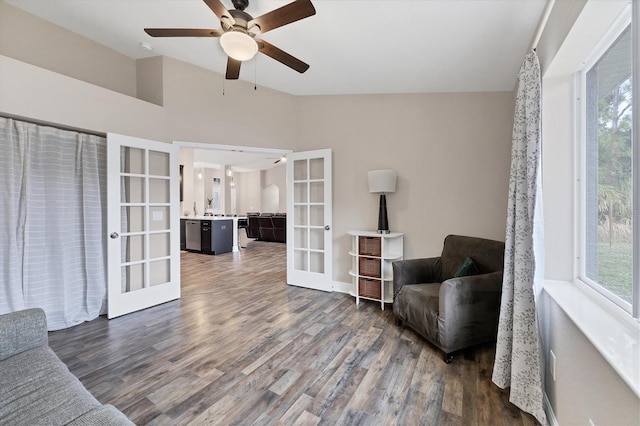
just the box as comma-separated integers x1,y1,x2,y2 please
454,257,479,278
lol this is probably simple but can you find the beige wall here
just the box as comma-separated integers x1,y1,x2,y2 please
0,1,137,97
262,165,287,213
297,93,513,283
231,166,286,216
540,292,640,424
160,56,299,148
235,171,262,215
0,1,300,149
136,56,164,106
0,54,168,141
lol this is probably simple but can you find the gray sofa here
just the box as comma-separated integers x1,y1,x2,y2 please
0,308,134,425
392,235,505,363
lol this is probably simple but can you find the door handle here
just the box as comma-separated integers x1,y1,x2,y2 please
324,225,330,231
110,232,119,239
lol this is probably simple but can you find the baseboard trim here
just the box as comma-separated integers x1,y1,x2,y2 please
332,280,352,294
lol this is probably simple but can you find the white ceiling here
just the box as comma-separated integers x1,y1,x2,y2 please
192,147,287,172
5,0,547,96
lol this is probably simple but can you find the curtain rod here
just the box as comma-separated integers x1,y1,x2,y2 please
530,0,556,51
0,113,106,138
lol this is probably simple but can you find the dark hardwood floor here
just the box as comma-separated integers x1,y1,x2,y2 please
48,240,537,426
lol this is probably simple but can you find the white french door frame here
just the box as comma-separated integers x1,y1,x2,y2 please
107,133,181,319
286,149,333,292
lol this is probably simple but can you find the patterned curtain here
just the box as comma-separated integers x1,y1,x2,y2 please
0,117,107,330
492,51,548,426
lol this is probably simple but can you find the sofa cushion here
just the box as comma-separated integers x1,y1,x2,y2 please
0,346,101,425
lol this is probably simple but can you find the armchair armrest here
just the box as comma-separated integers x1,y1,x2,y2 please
0,308,48,361
392,257,441,298
438,271,504,351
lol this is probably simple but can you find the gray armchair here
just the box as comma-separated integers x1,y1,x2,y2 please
392,234,505,363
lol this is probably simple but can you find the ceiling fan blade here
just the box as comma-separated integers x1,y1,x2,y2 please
226,57,241,79
203,0,235,26
258,40,309,74
144,28,223,37
248,0,316,34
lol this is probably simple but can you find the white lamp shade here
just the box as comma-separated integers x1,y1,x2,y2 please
368,169,397,193
220,31,258,61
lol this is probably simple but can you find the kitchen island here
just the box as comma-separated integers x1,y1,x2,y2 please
180,216,247,254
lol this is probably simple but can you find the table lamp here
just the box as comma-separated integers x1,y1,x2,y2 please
368,169,397,234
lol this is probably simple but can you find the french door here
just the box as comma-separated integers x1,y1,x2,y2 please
286,149,333,291
106,133,180,318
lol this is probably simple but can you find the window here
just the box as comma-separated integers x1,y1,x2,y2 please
579,10,637,316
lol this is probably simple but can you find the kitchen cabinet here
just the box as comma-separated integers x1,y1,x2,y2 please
200,219,233,255
181,217,238,255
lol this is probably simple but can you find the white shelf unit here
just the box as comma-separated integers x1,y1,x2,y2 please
348,230,404,310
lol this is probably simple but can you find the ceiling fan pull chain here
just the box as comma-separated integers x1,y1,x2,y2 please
254,56,257,91
222,73,226,96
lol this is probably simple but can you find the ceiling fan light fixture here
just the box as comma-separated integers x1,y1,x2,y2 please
220,31,258,61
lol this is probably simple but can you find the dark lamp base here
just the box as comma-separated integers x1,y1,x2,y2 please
377,193,390,234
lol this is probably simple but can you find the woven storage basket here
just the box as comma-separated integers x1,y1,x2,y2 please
358,278,381,299
358,236,381,257
359,257,381,278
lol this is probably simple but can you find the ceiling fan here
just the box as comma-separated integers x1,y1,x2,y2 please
144,0,315,80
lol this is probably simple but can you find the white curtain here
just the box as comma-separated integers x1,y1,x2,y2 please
492,51,548,426
0,117,107,330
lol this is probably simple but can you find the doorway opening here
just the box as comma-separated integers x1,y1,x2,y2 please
174,141,291,277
